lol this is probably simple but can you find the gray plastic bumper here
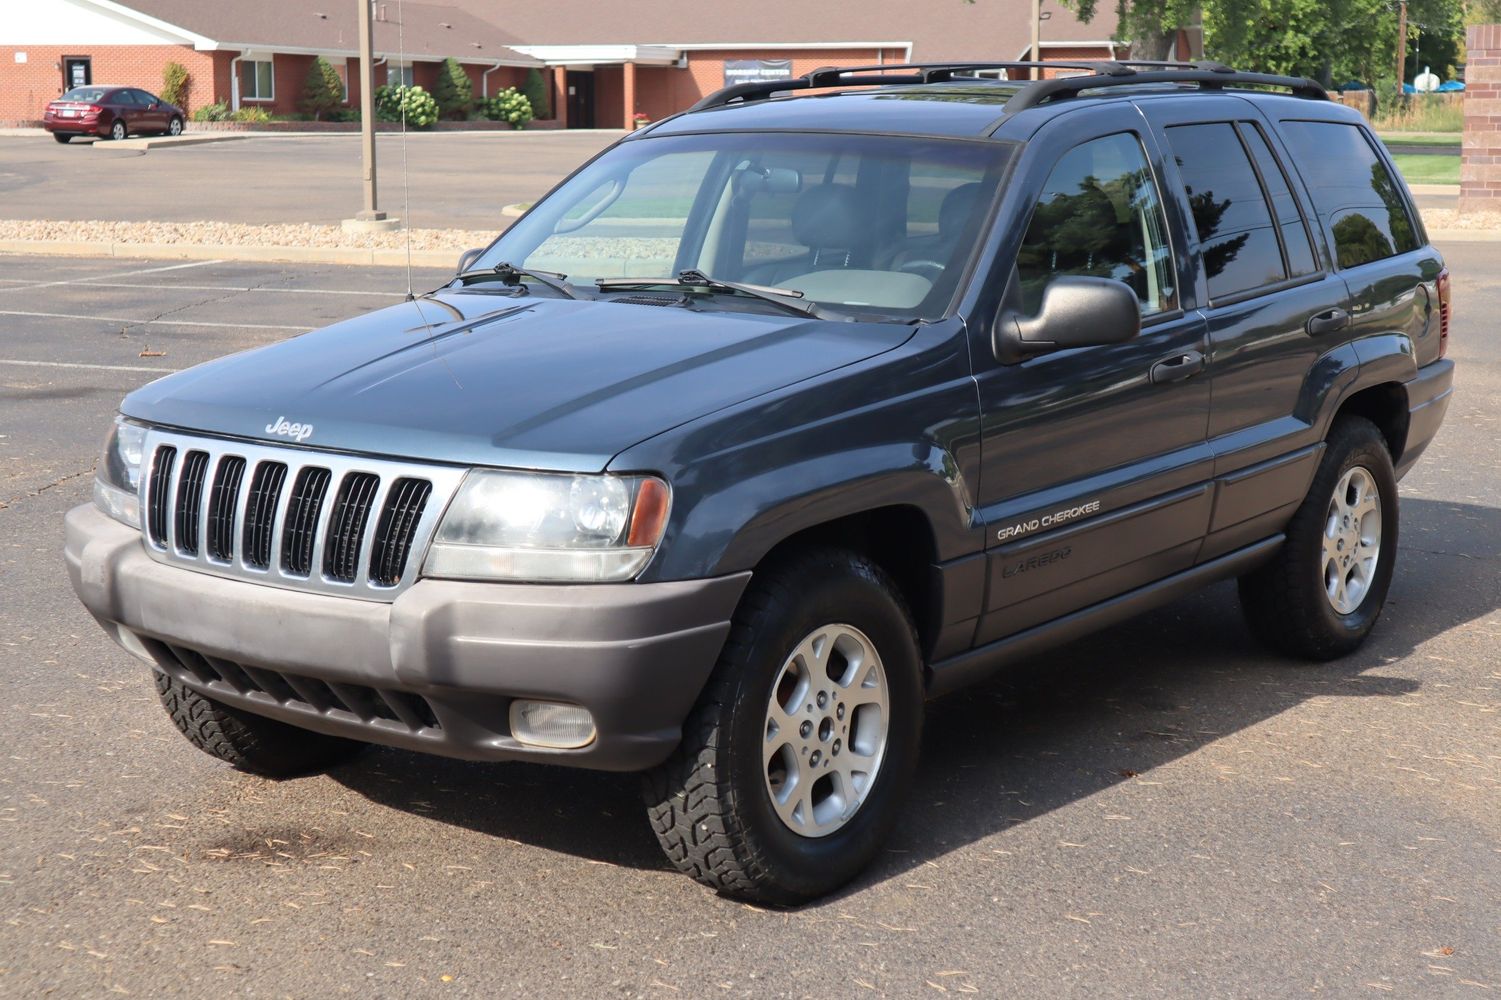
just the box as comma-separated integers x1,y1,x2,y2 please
65,503,749,771
1396,358,1454,479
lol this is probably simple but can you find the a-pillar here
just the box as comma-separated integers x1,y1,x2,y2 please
623,61,637,129
1461,25,1501,215
552,66,568,128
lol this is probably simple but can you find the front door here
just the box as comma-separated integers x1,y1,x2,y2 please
970,113,1214,645
566,70,595,129
63,57,92,90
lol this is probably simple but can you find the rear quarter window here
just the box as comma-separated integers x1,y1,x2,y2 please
1278,121,1420,269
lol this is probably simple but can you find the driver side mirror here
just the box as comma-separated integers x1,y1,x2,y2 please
457,247,484,273
993,276,1141,364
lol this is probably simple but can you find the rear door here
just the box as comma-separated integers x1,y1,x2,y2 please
969,107,1213,645
1139,97,1347,560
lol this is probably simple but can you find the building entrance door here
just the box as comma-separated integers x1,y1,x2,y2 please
63,57,92,90
566,70,595,128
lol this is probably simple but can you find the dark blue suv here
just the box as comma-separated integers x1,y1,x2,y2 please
67,61,1454,903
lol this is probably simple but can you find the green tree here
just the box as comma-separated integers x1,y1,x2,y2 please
301,56,345,121
161,61,189,108
433,57,474,119
1063,0,1201,60
522,66,551,119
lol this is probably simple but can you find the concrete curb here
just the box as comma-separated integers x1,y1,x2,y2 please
1430,229,1501,243
100,133,248,151
0,239,460,268
1411,183,1461,195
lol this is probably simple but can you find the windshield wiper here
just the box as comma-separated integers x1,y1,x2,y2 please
455,262,581,300
596,269,836,320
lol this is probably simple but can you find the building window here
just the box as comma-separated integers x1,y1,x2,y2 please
333,61,349,102
239,58,274,102
387,63,414,87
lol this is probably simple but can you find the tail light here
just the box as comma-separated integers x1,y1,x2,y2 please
1435,268,1451,358
85,104,102,115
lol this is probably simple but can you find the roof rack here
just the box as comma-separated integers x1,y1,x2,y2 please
687,60,1328,114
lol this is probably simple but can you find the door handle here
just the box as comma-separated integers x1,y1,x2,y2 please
1150,350,1205,384
1306,308,1350,335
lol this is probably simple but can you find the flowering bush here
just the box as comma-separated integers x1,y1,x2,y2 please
374,84,440,128
477,88,534,129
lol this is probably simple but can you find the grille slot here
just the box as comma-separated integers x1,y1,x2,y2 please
281,466,332,577
241,461,288,569
146,446,177,547
151,639,442,733
173,450,210,555
323,472,381,583
368,478,433,587
206,456,246,562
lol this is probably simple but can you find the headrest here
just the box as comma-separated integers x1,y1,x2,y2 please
939,183,984,238
791,184,865,249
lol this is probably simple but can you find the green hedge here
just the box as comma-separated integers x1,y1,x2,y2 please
374,84,439,128
477,87,534,128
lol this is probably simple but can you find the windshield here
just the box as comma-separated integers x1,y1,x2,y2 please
61,87,109,102
476,132,1015,320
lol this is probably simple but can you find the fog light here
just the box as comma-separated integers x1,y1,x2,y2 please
509,700,596,749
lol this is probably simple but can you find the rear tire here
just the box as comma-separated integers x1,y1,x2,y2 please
154,671,365,778
53,133,72,144
644,547,924,905
1239,416,1399,660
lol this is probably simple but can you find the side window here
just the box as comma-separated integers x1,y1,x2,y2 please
1166,122,1289,302
133,90,159,105
1239,124,1319,277
1279,120,1420,269
1016,132,1176,317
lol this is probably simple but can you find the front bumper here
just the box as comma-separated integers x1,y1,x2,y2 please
65,504,748,771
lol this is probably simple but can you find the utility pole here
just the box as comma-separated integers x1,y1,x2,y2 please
343,0,396,231
1032,0,1043,80
1396,0,1409,92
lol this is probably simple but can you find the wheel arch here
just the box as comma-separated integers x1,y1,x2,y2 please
1332,381,1409,462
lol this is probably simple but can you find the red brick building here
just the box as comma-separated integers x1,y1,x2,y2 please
2,0,1123,127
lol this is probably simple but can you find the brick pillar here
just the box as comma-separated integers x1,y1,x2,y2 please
552,66,568,127
1461,24,1501,215
623,61,637,129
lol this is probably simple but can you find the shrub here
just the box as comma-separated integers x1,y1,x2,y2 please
432,57,473,119
374,84,439,128
522,67,551,119
326,107,360,123
190,101,229,122
230,106,272,123
301,56,345,121
161,61,189,108
478,87,534,129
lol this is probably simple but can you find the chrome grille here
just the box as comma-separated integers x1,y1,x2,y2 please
138,429,467,602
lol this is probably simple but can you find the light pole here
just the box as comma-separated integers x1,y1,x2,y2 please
1396,0,1409,92
345,0,398,232
1032,0,1043,79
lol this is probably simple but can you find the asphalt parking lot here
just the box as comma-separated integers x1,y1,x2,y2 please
1,249,1498,997
0,131,622,229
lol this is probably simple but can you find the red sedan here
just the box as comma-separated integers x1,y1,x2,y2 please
43,86,185,143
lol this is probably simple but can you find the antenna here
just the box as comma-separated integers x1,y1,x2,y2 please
398,0,414,302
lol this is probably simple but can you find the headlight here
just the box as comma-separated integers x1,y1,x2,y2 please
423,470,670,583
94,416,146,529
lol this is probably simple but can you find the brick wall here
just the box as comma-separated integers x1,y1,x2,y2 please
1462,25,1501,215
0,44,216,121
632,47,904,123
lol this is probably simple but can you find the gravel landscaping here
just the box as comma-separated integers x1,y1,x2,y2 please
0,219,498,252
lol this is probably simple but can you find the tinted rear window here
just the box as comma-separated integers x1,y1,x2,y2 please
1167,122,1287,301
1279,121,1420,268
61,87,108,102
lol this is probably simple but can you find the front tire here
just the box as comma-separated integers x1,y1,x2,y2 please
167,116,183,136
154,671,365,777
53,133,72,144
644,547,924,905
109,119,127,141
1239,416,1399,659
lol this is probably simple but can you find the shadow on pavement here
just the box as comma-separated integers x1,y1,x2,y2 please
329,498,1500,891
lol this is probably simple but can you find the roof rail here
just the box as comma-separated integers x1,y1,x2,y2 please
686,60,1328,114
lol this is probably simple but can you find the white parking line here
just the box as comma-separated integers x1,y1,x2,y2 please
0,309,307,331
0,259,226,292
0,358,178,374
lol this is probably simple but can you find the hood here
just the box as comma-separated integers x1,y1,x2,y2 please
123,292,914,471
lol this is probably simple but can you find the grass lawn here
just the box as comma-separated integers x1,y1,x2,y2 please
1379,131,1462,148
1392,153,1460,185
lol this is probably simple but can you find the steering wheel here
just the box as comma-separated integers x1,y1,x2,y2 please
898,259,946,279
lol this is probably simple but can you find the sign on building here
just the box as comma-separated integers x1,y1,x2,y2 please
724,59,794,87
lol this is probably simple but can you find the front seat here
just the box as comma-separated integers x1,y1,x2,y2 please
751,183,868,285
890,182,983,273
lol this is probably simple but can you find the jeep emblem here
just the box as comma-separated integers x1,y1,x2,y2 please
264,415,314,443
